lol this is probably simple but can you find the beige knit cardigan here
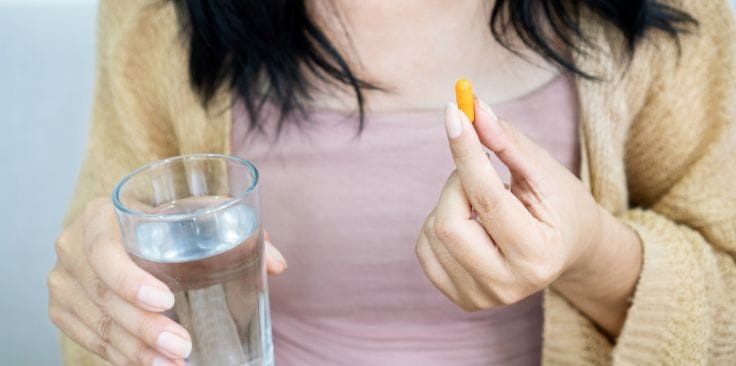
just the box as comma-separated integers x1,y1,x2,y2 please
61,0,736,364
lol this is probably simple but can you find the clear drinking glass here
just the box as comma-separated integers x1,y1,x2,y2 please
112,154,273,366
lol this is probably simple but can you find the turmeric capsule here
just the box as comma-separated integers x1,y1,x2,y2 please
455,79,474,123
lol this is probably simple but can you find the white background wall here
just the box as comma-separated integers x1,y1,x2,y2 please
0,0,97,364
0,1,734,365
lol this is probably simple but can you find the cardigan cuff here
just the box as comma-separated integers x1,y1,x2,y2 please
542,289,612,365
611,209,711,365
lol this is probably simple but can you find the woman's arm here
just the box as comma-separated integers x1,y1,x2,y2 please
58,1,181,365
536,0,736,362
562,0,736,363
64,0,180,225
551,206,642,339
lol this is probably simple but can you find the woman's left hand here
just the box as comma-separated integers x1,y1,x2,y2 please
416,99,616,312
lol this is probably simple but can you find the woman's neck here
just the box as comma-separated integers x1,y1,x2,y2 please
308,0,559,113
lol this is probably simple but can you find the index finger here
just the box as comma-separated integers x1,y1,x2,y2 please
444,103,521,223
82,203,175,312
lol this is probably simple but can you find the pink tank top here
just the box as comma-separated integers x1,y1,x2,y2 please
231,74,579,365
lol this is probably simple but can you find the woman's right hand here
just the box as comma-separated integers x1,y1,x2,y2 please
48,198,287,366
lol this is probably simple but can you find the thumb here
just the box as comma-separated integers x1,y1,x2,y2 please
473,97,539,180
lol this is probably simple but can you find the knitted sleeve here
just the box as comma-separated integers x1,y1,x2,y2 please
544,1,736,365
61,1,179,364
612,0,736,362
63,0,179,226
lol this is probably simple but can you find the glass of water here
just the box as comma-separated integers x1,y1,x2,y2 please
112,154,273,366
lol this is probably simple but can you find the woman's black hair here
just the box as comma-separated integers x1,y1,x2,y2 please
171,0,696,133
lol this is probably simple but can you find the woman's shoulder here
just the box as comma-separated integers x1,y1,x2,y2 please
96,0,217,129
579,0,735,103
581,0,734,62
641,0,734,50
93,0,228,153
98,0,183,71
619,0,736,205
666,0,733,18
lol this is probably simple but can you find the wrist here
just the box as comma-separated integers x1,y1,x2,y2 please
552,208,643,336
559,205,609,284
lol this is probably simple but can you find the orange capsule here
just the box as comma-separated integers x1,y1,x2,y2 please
455,79,474,123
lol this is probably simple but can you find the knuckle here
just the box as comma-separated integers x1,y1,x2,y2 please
69,299,89,323
415,232,433,258
451,144,474,162
96,314,114,341
506,124,527,149
433,218,460,243
519,256,561,288
48,307,64,327
528,264,557,287
422,217,435,239
464,284,496,311
93,339,111,361
414,236,424,260
458,299,482,312
133,339,151,364
421,213,437,238
84,236,100,257
472,189,501,215
110,356,129,366
470,297,492,311
110,271,135,297
54,232,72,260
47,269,64,293
495,287,524,305
135,316,159,340
92,280,111,305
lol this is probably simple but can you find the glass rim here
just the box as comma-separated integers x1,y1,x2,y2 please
112,154,259,221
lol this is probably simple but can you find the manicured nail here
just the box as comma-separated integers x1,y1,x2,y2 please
152,356,179,366
265,241,287,268
477,98,498,123
138,286,175,311
157,331,192,359
444,102,462,138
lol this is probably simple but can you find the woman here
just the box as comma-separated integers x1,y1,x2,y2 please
48,0,736,365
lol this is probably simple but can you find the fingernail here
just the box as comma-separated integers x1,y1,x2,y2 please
138,286,175,311
444,102,462,138
266,241,287,268
157,331,192,359
152,356,179,366
477,98,498,123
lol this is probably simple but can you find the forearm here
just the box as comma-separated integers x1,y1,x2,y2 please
552,207,643,338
